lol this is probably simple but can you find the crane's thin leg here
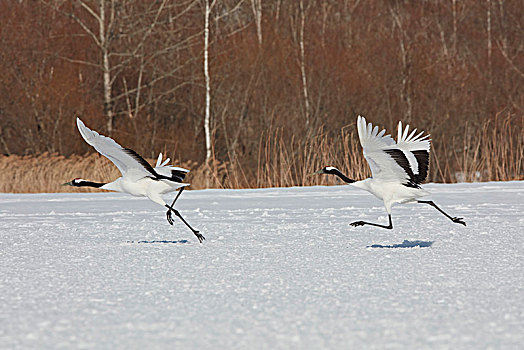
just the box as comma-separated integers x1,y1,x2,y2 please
165,187,185,225
169,187,185,209
172,209,205,243
351,214,393,229
417,200,466,226
165,188,205,243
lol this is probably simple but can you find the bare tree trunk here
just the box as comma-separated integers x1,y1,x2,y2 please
343,0,362,48
98,1,114,134
67,0,117,134
251,0,262,45
320,2,329,48
496,0,507,52
50,0,174,136
486,0,492,85
298,0,310,126
102,56,113,133
204,0,214,163
390,5,412,121
0,126,10,155
452,0,457,57
437,22,452,73
275,0,282,21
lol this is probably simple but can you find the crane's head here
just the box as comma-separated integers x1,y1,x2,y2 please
61,178,85,187
311,166,340,176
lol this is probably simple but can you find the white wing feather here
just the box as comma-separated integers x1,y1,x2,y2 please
76,118,151,181
357,115,408,183
155,153,171,168
395,121,431,174
396,120,430,151
357,115,431,184
155,153,163,167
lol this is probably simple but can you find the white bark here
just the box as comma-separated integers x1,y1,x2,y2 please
48,0,180,135
70,0,116,134
298,0,310,126
452,0,457,57
99,1,114,134
487,0,492,85
251,0,262,45
202,0,241,163
204,0,214,162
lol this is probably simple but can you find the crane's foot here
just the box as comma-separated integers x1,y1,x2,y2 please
166,209,175,225
350,216,393,229
452,217,466,226
350,221,366,227
194,231,205,243
166,206,205,243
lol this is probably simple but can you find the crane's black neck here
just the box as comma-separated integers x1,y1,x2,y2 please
330,169,356,184
74,180,106,188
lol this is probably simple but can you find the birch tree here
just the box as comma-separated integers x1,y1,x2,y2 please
202,0,248,163
298,0,310,126
203,0,215,163
45,0,201,136
45,0,121,134
251,0,262,45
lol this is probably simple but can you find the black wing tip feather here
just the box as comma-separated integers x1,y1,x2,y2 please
123,148,158,177
123,147,189,183
170,169,188,183
412,150,430,184
384,149,430,187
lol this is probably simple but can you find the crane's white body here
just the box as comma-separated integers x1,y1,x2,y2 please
100,177,186,207
350,115,431,214
351,179,429,213
76,118,189,208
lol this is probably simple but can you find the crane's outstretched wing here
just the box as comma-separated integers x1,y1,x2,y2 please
356,115,430,187
395,121,431,185
76,118,155,181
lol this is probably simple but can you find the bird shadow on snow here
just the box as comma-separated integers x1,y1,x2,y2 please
126,240,190,244
367,240,433,249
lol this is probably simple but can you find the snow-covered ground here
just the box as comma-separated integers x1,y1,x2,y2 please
1,181,523,349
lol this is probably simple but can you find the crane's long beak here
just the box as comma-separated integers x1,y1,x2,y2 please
61,181,73,186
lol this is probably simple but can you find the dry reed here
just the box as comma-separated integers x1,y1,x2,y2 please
0,115,521,193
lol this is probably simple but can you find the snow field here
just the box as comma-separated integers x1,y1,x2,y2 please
1,182,523,349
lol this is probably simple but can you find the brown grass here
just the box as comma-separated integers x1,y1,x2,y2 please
0,115,521,193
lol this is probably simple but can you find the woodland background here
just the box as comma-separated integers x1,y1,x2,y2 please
0,0,522,192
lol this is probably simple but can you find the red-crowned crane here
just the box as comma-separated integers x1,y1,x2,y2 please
313,115,466,229
63,118,205,243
